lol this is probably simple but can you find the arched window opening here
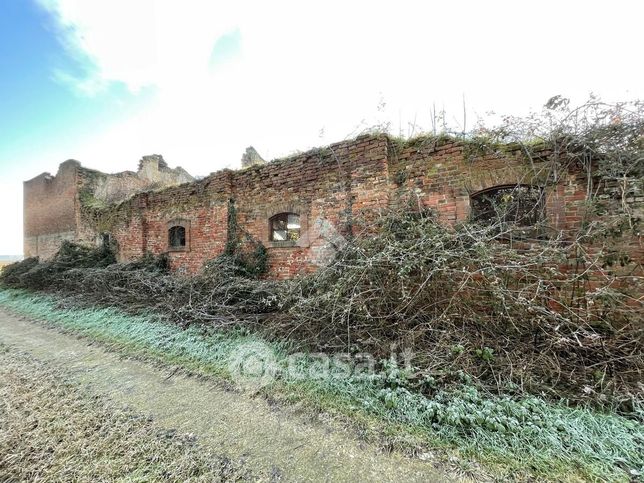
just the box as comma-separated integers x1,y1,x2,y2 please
270,213,300,241
168,225,186,248
470,185,543,228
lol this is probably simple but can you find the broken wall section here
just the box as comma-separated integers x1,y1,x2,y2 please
23,160,80,259
24,156,193,259
80,155,194,206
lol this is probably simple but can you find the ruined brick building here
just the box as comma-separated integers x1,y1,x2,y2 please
24,134,642,279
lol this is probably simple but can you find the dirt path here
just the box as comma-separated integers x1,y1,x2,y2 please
0,308,449,482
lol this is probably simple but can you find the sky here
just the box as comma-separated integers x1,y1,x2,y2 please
0,0,642,255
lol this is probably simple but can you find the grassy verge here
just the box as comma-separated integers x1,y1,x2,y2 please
0,343,257,482
0,288,642,481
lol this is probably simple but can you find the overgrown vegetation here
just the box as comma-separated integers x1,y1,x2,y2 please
0,289,642,481
3,208,641,409
223,199,269,277
0,343,257,482
2,98,642,480
1,241,115,290
286,209,642,408
2,250,278,325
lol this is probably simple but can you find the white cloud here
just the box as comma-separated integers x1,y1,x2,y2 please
2,0,640,255
36,0,243,93
38,0,644,167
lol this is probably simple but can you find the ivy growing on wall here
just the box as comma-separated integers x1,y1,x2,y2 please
223,198,268,277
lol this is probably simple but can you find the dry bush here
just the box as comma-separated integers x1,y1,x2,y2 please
2,97,641,409
2,248,282,327
0,256,38,285
282,208,643,407
3,205,640,408
7,241,115,290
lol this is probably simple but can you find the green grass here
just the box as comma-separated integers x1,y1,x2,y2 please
1,288,642,481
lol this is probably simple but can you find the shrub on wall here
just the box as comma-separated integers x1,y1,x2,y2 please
223,199,268,277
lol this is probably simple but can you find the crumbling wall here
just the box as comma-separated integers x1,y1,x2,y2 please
23,160,80,259
85,134,588,278
81,155,193,206
24,155,194,259
98,171,230,273
30,133,640,281
230,135,390,278
388,136,642,303
387,137,559,225
100,135,391,278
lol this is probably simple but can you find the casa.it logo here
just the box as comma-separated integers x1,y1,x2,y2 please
309,217,347,267
227,340,279,390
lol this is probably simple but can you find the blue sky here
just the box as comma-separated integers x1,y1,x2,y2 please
0,0,642,255
0,0,156,255
0,1,151,176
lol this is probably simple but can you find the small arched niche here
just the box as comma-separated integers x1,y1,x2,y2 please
167,219,190,251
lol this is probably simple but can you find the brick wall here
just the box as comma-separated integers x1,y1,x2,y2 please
229,136,390,278
106,171,231,274
24,156,194,260
387,137,559,225
23,160,80,259
26,134,641,282
95,133,641,279
100,135,391,278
